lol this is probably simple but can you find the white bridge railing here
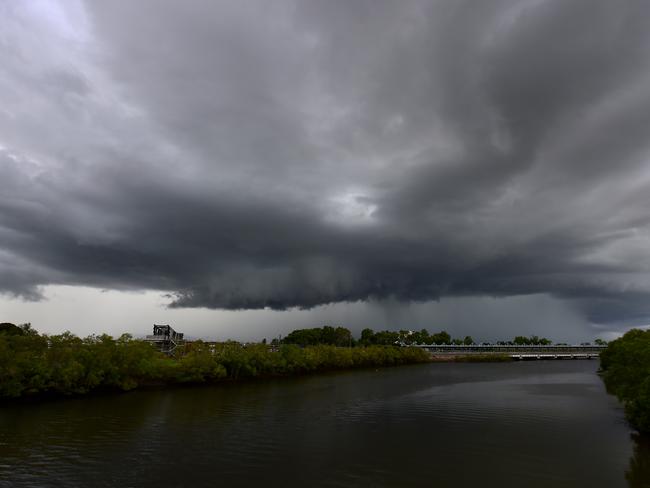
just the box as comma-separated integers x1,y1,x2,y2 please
412,344,606,358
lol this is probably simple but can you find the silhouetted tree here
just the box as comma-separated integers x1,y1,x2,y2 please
0,323,24,336
431,331,451,345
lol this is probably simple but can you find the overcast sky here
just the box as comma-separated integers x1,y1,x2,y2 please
1,0,650,342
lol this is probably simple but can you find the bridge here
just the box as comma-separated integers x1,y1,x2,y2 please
412,344,606,360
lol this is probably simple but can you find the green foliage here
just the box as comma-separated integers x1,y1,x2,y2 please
176,342,227,383
0,328,430,400
284,326,458,347
372,330,400,346
408,329,430,345
357,328,454,346
600,329,650,434
282,326,352,347
430,331,452,345
512,335,552,345
0,323,24,336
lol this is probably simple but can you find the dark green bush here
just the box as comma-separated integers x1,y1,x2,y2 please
600,329,650,434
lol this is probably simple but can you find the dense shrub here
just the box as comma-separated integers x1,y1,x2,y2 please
0,326,430,400
600,329,650,434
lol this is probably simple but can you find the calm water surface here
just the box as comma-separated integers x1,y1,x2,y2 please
0,360,644,487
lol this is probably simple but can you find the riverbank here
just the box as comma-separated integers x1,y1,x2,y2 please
0,327,430,401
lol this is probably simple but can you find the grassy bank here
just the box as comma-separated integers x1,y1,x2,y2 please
0,325,430,400
600,329,650,435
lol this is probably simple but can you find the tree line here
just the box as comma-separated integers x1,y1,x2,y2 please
279,326,556,347
279,326,468,347
0,323,430,400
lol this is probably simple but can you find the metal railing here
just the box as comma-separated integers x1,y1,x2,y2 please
413,344,606,354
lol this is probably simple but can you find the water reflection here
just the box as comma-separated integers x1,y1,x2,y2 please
627,434,650,487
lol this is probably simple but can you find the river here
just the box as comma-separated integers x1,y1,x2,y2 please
0,360,644,487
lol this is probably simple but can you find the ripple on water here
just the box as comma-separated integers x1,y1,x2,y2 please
0,362,635,488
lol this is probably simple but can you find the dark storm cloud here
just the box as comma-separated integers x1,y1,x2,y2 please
1,0,650,328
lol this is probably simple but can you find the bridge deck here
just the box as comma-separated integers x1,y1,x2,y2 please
413,344,605,360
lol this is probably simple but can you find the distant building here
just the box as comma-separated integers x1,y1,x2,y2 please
144,324,184,354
